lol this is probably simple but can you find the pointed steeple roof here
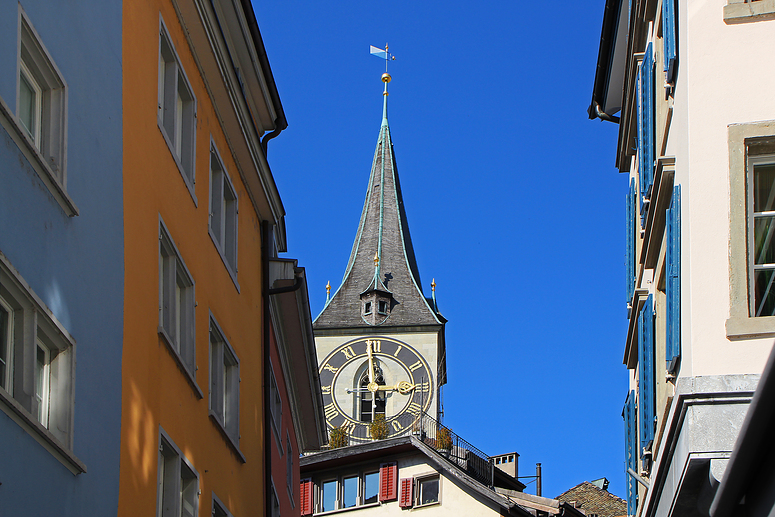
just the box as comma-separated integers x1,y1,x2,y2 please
314,75,442,330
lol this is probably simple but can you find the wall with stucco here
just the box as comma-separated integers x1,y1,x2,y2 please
0,0,124,515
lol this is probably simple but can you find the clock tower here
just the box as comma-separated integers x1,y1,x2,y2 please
313,73,447,443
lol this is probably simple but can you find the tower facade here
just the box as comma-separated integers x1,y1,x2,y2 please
313,75,446,443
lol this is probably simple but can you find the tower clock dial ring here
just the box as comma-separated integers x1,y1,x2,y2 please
318,337,433,442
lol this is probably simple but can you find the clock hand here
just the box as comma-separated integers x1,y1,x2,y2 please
374,381,416,394
367,340,375,385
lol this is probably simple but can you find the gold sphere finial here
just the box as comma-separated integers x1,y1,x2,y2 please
374,251,380,267
382,72,392,83
326,281,331,294
431,278,436,291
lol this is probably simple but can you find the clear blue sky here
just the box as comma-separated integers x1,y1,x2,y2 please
254,1,625,499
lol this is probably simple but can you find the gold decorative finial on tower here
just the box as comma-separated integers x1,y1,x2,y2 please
326,281,331,295
374,251,380,267
432,278,436,292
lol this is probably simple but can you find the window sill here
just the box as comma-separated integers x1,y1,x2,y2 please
158,327,204,398
208,411,246,463
724,0,775,23
208,228,240,293
157,119,197,207
0,386,86,474
0,94,78,216
314,502,380,515
725,315,775,339
415,501,441,509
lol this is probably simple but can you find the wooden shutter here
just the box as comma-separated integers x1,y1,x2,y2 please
623,391,638,516
666,185,681,372
626,179,637,305
639,44,655,228
663,0,677,83
379,462,398,502
399,478,414,508
638,295,655,456
300,478,314,516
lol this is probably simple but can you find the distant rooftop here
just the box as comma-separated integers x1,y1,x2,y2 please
555,481,626,517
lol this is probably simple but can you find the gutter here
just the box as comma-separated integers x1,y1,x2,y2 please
709,344,775,517
588,0,622,122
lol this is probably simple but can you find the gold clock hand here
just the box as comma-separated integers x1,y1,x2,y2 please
373,381,415,394
367,340,375,385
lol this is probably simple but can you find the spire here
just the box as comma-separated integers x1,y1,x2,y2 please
314,73,442,329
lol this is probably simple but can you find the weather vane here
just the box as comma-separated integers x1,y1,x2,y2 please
369,43,396,73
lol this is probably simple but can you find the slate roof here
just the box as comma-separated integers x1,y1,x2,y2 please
555,481,627,517
314,89,443,330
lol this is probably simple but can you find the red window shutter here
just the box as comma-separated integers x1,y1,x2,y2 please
399,478,414,508
379,462,398,502
300,478,314,516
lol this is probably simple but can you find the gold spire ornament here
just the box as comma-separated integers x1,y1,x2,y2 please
326,281,331,295
374,251,380,267
432,278,436,292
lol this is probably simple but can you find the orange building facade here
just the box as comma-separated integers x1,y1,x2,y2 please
119,1,325,516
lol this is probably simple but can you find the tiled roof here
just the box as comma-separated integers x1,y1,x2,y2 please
555,481,627,517
314,94,442,330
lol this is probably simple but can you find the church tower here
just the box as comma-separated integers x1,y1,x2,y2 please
314,73,446,443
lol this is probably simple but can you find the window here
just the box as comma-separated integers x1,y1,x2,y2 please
0,252,80,472
321,479,337,512
158,220,197,390
623,391,638,517
209,144,239,280
270,481,280,517
727,122,775,337
270,363,282,447
287,433,294,506
724,0,775,22
662,0,677,84
17,13,67,183
637,295,655,458
209,315,239,447
626,179,637,306
416,475,440,507
364,302,372,315
377,300,387,314
363,471,379,504
212,494,234,517
666,185,681,373
637,43,655,228
157,430,199,517
158,18,196,198
310,470,383,514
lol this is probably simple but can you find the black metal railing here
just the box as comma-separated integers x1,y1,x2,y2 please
327,410,494,488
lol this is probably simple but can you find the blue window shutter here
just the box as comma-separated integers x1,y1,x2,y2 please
638,295,655,456
637,61,645,220
626,180,636,305
666,185,681,372
663,0,677,83
624,391,638,516
641,44,655,228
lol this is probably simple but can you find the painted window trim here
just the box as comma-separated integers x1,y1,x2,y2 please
637,294,655,457
414,473,441,508
212,493,235,517
724,0,775,23
269,360,283,453
312,470,382,515
727,121,775,337
157,427,200,517
0,250,83,474
158,217,202,398
208,139,240,291
208,312,244,462
157,15,197,206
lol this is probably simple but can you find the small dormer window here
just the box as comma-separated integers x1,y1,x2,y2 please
364,302,372,315
378,300,388,314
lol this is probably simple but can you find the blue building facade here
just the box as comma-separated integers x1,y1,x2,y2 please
0,1,123,515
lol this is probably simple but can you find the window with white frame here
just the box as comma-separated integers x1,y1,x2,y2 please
313,470,380,513
158,18,196,196
157,430,199,517
209,316,239,446
748,155,775,317
0,253,77,463
158,220,196,382
269,364,282,443
17,13,67,184
416,474,440,507
209,145,238,278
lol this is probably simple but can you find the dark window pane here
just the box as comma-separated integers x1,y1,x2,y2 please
420,477,439,505
754,163,775,213
754,215,775,265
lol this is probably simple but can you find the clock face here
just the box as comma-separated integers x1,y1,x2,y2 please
319,336,433,443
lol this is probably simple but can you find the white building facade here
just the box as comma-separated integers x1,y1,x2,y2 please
589,1,775,516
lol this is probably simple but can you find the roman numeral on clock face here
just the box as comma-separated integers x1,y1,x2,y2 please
391,420,403,432
321,385,331,395
409,360,423,372
406,402,422,416
340,345,356,360
322,364,338,373
324,403,339,421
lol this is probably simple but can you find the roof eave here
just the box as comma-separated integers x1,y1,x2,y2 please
589,0,627,121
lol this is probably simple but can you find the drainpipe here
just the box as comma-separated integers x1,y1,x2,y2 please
592,102,621,123
536,463,542,497
262,220,272,517
261,126,282,157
